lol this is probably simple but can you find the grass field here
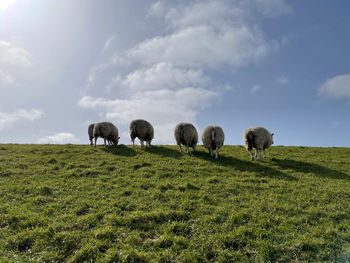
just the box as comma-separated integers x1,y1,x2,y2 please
0,144,350,262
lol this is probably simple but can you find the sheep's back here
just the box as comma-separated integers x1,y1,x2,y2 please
130,119,154,140
175,123,198,146
93,122,114,138
245,126,272,150
202,126,225,148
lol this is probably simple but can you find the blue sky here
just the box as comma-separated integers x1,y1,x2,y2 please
0,0,349,146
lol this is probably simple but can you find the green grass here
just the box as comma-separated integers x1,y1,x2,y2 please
0,144,350,262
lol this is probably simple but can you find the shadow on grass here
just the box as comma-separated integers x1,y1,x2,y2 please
102,144,137,157
145,145,183,159
194,150,297,181
271,158,350,181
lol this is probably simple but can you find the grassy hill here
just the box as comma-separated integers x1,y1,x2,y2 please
0,144,350,262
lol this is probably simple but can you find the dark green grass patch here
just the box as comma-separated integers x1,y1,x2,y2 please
0,144,349,262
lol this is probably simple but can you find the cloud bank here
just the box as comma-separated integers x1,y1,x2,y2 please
0,109,43,131
38,133,80,144
79,0,291,144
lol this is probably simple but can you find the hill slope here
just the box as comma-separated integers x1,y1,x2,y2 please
0,144,350,262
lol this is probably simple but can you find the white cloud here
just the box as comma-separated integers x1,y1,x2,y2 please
79,88,216,123
0,109,44,131
276,76,289,85
0,41,33,88
129,0,290,69
129,25,274,68
0,41,32,68
250,84,262,94
122,62,209,91
319,74,350,100
38,133,80,144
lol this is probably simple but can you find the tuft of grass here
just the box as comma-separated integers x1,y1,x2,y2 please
0,144,350,262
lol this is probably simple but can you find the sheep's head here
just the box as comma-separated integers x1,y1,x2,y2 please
271,133,274,145
112,136,120,145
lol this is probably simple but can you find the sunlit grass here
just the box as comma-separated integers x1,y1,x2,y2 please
0,144,350,262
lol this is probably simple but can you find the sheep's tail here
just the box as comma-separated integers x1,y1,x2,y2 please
246,131,254,151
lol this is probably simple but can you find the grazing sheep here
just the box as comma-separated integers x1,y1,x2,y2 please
89,123,114,146
93,122,120,147
243,126,274,160
201,126,225,159
174,122,198,153
129,119,154,148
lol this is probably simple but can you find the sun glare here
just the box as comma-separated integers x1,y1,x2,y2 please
0,0,16,10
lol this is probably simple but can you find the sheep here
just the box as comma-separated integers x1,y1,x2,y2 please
174,122,198,153
201,126,225,159
89,123,114,146
93,122,120,147
243,126,274,160
129,119,154,148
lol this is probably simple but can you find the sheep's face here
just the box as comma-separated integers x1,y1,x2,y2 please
271,133,274,145
112,136,120,145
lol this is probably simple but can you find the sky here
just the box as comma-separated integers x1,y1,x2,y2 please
0,0,349,146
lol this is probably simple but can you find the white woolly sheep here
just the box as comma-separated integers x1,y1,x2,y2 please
89,123,114,146
129,119,154,148
243,126,274,160
174,122,198,153
93,122,120,147
201,126,225,159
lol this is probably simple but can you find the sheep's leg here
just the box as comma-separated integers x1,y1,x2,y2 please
185,145,189,154
249,149,254,160
263,149,267,159
256,149,261,160
178,144,182,152
147,140,152,147
140,140,144,148
209,148,213,157
192,145,196,152
215,147,219,159
104,138,107,146
94,137,97,147
89,139,93,146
